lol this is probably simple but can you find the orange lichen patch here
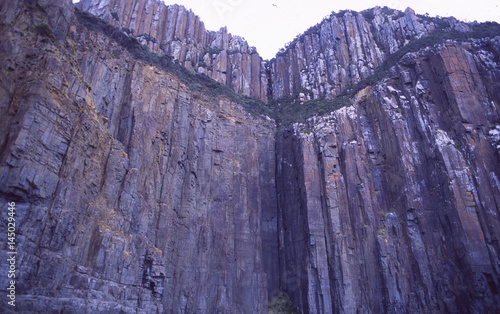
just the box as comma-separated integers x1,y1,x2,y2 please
465,191,475,206
465,134,477,147
329,173,343,182
462,123,474,132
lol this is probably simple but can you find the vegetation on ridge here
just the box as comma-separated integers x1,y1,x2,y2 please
75,7,500,127
270,18,500,126
345,21,500,97
268,95,352,126
75,8,273,118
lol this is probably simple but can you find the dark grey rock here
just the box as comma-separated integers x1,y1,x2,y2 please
0,1,499,313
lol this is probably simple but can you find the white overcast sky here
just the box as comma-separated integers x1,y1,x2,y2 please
74,0,500,59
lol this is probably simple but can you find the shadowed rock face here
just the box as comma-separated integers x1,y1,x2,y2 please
77,0,268,102
276,41,500,312
0,0,277,312
1,0,499,313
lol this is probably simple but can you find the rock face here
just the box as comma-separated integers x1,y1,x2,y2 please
276,41,500,312
1,0,500,313
0,0,277,312
269,7,470,101
77,0,268,102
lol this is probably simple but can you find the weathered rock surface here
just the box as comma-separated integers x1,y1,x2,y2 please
77,0,268,102
269,7,470,101
0,0,277,312
1,0,500,313
276,41,500,312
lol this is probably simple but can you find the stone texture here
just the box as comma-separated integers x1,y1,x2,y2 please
269,7,470,101
1,0,500,313
77,0,268,102
276,41,500,313
0,0,277,312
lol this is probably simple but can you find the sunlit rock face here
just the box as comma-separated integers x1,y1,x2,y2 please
268,7,470,101
0,0,499,313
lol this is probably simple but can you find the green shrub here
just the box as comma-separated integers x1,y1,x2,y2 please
342,22,500,99
197,60,208,68
203,47,223,55
75,10,274,118
391,11,405,20
138,33,157,43
469,21,500,38
74,7,500,129
269,292,299,314
122,27,134,35
270,95,352,126
75,8,161,65
35,23,55,39
380,6,395,16
336,10,350,18
361,9,375,22
110,11,119,21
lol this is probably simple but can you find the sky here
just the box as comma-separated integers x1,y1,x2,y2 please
73,0,500,59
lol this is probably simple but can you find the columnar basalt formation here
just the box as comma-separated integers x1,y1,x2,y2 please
268,7,470,101
0,0,277,312
0,0,499,313
77,0,268,102
276,40,500,312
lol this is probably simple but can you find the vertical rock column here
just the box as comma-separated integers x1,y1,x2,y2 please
275,40,500,313
77,0,268,102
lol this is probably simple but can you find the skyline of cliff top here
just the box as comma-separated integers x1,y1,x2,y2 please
141,0,498,59
2,1,500,312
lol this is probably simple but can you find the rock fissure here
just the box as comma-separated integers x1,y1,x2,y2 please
1,0,500,313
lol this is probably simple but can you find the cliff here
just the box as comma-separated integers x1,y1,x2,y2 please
1,0,500,313
268,7,470,101
77,0,268,102
0,0,277,312
276,40,500,312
